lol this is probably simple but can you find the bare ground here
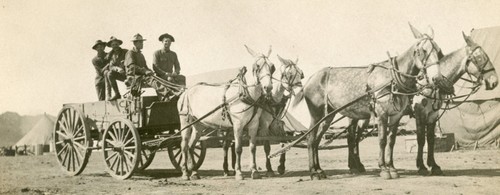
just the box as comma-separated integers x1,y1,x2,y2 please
0,136,499,195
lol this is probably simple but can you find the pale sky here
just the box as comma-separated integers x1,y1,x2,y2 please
1,0,500,116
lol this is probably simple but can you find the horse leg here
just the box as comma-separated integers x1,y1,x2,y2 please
354,119,367,172
314,113,335,179
222,132,233,176
277,142,286,175
263,140,275,177
188,124,202,180
347,119,359,174
386,119,400,179
377,115,391,179
307,129,319,180
415,111,428,175
179,117,192,180
248,119,261,179
427,122,443,176
233,123,244,180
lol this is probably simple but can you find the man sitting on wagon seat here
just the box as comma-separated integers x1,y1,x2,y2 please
124,33,171,101
105,36,128,101
153,33,186,88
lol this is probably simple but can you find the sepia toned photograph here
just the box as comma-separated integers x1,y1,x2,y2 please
1,0,499,194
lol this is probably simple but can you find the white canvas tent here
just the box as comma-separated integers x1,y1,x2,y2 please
15,115,55,152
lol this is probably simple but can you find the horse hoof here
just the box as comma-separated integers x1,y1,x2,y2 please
181,175,190,181
358,165,366,173
318,172,327,179
418,168,429,176
380,170,391,179
235,175,244,180
310,174,321,180
190,173,200,180
349,168,361,175
266,171,275,177
430,167,443,176
251,171,262,179
277,166,286,175
389,170,399,179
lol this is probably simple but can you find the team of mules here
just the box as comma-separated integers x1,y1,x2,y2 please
178,24,498,180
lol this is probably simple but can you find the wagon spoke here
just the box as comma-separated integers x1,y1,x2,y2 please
72,147,81,168
73,145,84,160
65,110,73,135
174,148,181,159
105,139,117,147
123,137,135,147
73,141,87,151
105,151,118,162
193,151,200,159
123,150,135,160
67,146,73,171
122,129,131,144
73,125,84,137
73,136,85,141
107,129,118,142
123,154,133,172
113,123,122,142
109,152,119,170
124,146,137,150
57,144,69,159
58,120,69,135
56,130,68,140
120,155,125,175
56,140,65,145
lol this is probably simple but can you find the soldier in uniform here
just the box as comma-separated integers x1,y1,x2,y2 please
124,33,170,100
91,40,108,101
105,36,128,101
153,33,186,86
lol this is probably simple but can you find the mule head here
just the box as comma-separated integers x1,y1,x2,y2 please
245,45,275,95
409,23,446,87
463,32,498,90
277,55,304,95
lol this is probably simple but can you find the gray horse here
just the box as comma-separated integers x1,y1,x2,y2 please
413,32,498,175
292,24,445,180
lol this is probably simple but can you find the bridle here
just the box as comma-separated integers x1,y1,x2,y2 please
274,64,304,96
252,55,275,85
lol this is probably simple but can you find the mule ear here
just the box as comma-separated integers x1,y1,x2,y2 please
409,22,423,39
267,45,272,57
245,45,258,57
277,54,287,65
295,57,299,65
462,31,473,46
428,25,435,39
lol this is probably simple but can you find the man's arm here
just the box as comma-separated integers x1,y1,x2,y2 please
92,58,107,75
174,52,181,74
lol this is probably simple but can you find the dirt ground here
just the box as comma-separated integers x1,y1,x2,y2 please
0,136,499,195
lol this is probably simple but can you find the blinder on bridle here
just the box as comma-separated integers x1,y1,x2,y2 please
413,35,443,86
280,63,304,94
467,46,494,76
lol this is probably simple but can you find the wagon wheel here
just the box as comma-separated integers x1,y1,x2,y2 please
168,141,206,171
102,118,141,180
53,106,92,176
136,147,156,171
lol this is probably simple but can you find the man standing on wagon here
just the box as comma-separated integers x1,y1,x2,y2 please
105,36,128,101
124,33,170,100
153,33,186,87
91,40,108,101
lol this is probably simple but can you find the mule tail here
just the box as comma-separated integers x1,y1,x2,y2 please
291,88,304,108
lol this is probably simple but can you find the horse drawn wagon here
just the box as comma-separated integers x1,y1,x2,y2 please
53,91,208,179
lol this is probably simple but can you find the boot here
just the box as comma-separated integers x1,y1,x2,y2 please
108,79,121,101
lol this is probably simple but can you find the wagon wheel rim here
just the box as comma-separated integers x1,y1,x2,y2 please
137,147,156,171
102,119,141,180
53,106,91,176
168,141,206,171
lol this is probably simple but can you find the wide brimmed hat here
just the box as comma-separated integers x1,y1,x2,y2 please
158,33,175,42
131,33,147,42
92,40,106,50
106,36,123,47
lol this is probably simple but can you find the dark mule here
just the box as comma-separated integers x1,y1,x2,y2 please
291,24,445,180
221,55,304,177
413,32,498,176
